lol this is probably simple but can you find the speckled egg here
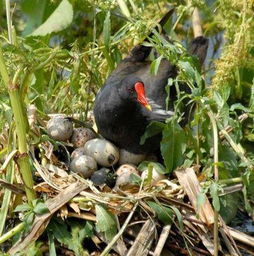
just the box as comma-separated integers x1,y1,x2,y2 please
71,127,97,148
47,117,73,141
84,138,119,167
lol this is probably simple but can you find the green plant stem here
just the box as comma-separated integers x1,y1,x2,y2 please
0,48,36,203
208,111,219,256
5,0,12,44
0,222,24,244
34,51,58,71
218,177,242,185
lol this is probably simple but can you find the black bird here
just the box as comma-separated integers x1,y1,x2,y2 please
94,11,208,154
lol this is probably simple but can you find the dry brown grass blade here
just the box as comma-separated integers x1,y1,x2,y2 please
126,219,155,256
227,226,254,248
175,167,214,225
153,224,172,256
9,181,87,254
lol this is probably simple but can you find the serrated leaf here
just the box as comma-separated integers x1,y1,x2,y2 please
150,55,163,75
140,121,165,145
30,0,73,36
147,201,173,225
95,205,117,241
160,121,186,173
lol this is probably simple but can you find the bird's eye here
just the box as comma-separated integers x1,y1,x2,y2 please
128,88,134,93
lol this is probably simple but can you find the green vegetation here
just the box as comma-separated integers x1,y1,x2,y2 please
0,0,253,255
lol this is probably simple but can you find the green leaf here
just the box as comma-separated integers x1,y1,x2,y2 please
129,173,142,184
30,0,73,36
140,121,165,145
138,161,166,174
48,231,57,256
21,0,54,36
103,11,111,50
24,212,35,228
219,193,239,224
196,192,206,211
48,218,90,256
230,103,249,112
160,121,186,173
69,220,90,256
170,206,183,231
95,205,117,241
117,0,131,17
14,203,31,212
210,183,220,211
150,55,163,75
147,201,173,225
48,218,72,245
33,202,49,215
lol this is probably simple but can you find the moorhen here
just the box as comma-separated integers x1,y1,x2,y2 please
94,12,208,154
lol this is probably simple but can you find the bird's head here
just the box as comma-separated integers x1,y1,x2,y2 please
119,76,152,111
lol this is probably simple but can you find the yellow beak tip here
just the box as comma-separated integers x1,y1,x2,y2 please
145,105,152,111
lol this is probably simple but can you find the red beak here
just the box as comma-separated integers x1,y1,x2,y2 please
134,82,152,111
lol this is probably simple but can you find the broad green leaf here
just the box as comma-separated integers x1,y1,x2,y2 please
48,218,72,245
210,183,220,211
230,103,249,112
140,121,165,145
219,193,239,224
129,173,142,184
160,121,186,173
178,60,196,82
21,0,54,36
33,202,49,215
150,55,163,75
138,161,166,174
24,212,35,228
69,220,90,256
95,205,117,241
48,218,90,256
219,144,238,176
30,0,73,36
14,203,31,212
147,201,173,225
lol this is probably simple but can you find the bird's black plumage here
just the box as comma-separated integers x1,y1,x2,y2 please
94,11,208,154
